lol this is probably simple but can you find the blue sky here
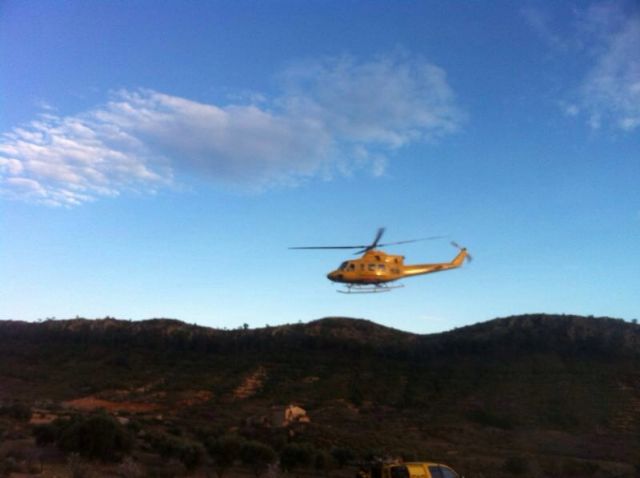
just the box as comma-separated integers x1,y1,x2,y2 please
1,1,638,333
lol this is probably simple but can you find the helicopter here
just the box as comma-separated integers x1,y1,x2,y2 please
290,228,471,293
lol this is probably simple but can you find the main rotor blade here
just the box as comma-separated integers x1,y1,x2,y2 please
351,227,386,254
291,227,387,252
370,227,386,249
377,235,446,247
289,245,369,250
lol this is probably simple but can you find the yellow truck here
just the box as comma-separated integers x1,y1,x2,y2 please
362,462,461,478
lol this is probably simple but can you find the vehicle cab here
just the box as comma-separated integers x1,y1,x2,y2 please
371,462,460,478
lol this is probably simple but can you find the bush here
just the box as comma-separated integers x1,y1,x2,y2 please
205,434,245,478
147,432,205,470
503,456,529,476
58,413,133,462
177,440,206,470
33,423,58,446
1,402,32,421
280,443,315,474
67,453,95,478
561,459,600,476
330,447,355,468
314,450,335,476
240,440,277,478
0,457,20,477
117,456,143,477
465,408,515,430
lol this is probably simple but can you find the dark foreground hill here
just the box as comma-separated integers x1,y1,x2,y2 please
1,314,639,477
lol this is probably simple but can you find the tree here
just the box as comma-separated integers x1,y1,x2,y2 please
240,440,277,478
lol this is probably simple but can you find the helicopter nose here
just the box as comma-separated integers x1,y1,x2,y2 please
327,271,341,282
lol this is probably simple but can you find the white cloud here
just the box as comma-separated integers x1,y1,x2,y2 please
581,3,640,131
575,2,640,131
280,54,462,147
1,53,463,206
521,7,571,52
525,2,640,132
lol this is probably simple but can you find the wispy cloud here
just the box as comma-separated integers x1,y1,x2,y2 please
0,53,463,206
521,6,571,52
528,2,640,132
576,3,640,131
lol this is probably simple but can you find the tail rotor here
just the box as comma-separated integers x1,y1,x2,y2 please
451,241,473,262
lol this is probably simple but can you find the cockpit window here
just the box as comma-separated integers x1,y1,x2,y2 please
390,466,409,478
339,262,348,270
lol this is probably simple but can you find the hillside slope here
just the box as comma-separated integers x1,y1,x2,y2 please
1,314,639,477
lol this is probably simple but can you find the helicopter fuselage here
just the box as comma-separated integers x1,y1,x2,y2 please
327,248,468,285
327,250,404,284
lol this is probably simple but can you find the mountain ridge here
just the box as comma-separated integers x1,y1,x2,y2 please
2,313,637,358
1,314,639,476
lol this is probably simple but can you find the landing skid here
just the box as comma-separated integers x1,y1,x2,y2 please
337,283,404,294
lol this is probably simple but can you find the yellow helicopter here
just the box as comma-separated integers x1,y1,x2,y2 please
290,228,471,293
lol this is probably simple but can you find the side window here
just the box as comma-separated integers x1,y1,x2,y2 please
349,264,356,271
439,468,458,478
378,264,385,270
390,466,409,478
428,467,444,478
368,264,376,272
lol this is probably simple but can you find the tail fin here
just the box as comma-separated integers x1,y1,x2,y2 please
451,248,468,267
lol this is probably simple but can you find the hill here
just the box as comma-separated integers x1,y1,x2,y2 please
0,314,639,477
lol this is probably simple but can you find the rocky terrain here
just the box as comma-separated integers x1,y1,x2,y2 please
0,314,639,477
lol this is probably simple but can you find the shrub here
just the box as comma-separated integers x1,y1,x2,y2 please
1,402,32,421
117,456,143,478
240,440,277,478
330,446,355,468
205,434,245,478
177,440,206,470
33,423,58,446
503,456,529,476
314,450,335,476
280,443,315,474
465,408,515,430
147,432,205,470
67,453,95,478
561,458,600,476
58,413,133,462
0,457,19,477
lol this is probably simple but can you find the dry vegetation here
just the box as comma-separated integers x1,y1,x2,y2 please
1,314,639,477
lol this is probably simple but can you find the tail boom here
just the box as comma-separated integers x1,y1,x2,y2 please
401,248,468,278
